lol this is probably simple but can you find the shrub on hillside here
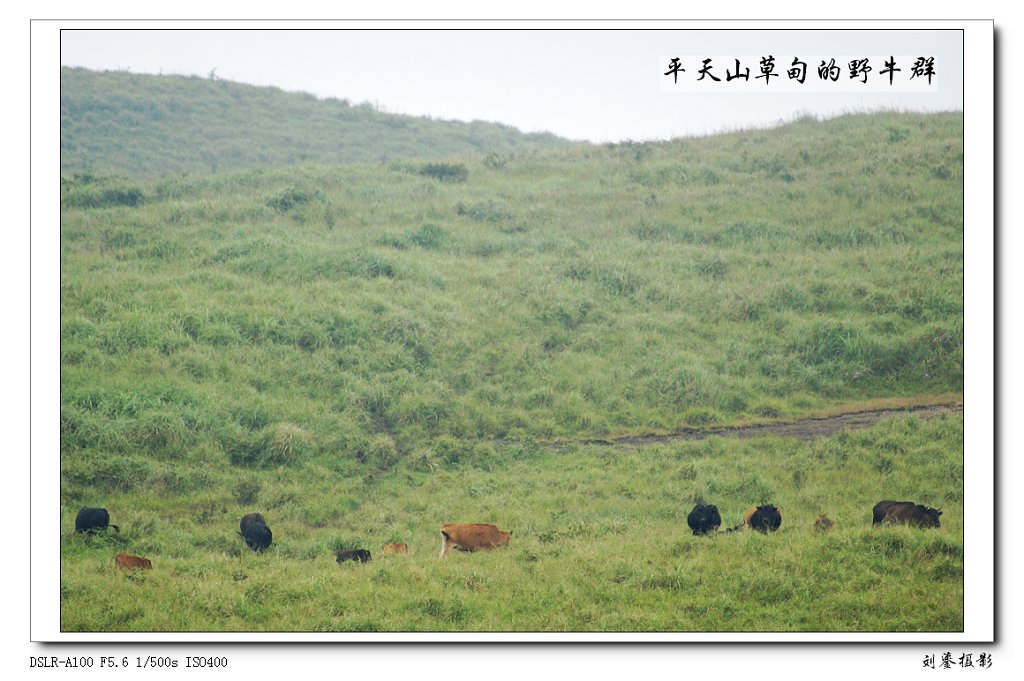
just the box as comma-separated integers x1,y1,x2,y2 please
232,479,261,505
61,174,145,209
408,223,449,249
419,162,468,183
266,187,317,212
455,200,513,223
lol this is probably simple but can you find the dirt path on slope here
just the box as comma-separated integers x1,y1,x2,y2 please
543,402,963,450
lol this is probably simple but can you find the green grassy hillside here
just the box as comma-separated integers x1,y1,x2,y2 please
59,110,964,632
62,413,962,632
60,67,570,178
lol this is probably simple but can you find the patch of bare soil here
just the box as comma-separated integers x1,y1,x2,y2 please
547,403,963,450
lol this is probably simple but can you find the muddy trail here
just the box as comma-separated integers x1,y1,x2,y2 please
540,402,963,451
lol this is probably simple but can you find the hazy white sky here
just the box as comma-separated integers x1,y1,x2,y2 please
61,29,964,142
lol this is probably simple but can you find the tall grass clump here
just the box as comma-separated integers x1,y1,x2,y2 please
61,173,146,208
419,162,469,183
228,422,314,468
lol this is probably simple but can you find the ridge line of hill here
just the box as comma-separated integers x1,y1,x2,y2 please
533,399,964,449
61,66,572,179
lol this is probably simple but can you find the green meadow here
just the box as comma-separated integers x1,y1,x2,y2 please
60,91,964,633
61,415,963,632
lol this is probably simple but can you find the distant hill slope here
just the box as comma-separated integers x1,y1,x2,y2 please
60,67,571,178
60,109,963,467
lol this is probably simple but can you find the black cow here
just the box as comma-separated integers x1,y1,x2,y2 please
335,549,372,563
873,500,941,528
746,504,782,533
687,503,722,536
242,522,273,552
239,512,266,535
75,507,119,533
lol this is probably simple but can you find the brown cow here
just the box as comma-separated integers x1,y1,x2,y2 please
115,553,152,570
382,542,408,555
439,523,511,558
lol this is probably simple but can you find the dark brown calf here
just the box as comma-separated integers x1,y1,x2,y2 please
335,549,371,563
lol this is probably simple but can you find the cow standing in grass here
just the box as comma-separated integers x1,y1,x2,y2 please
744,504,783,533
872,500,941,528
75,507,119,533
687,503,722,536
439,523,511,557
239,516,272,552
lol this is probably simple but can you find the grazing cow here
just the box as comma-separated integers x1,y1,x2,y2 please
686,503,722,536
382,542,408,555
814,514,834,531
873,500,941,528
439,523,511,558
335,549,372,563
75,507,119,533
115,553,152,570
242,521,272,552
745,504,782,533
239,512,267,535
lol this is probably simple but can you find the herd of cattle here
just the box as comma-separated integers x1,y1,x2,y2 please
684,499,941,536
73,499,941,571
